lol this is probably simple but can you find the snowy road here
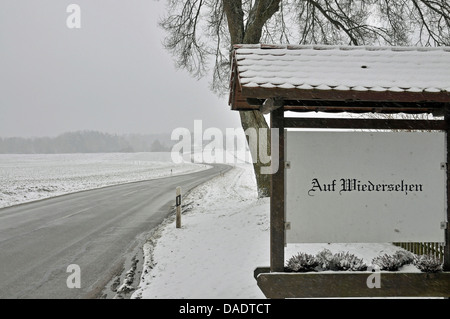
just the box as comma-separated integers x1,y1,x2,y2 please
0,164,231,299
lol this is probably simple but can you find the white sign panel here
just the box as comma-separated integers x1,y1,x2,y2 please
285,131,446,243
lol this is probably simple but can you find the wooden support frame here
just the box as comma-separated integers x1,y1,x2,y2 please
284,118,447,131
257,272,450,299
445,110,450,271
270,108,285,272
263,108,450,298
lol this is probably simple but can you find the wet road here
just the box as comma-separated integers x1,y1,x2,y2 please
0,164,231,299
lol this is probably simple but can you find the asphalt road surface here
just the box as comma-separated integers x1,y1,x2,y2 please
0,164,231,299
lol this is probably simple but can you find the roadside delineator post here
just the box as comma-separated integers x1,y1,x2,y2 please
176,186,181,228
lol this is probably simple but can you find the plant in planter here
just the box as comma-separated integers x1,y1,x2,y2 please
286,249,367,272
329,251,367,271
286,248,444,273
413,254,443,273
393,250,415,265
316,249,334,270
286,252,319,272
372,253,404,271
371,250,442,273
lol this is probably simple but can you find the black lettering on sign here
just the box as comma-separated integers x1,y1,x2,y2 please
308,178,423,196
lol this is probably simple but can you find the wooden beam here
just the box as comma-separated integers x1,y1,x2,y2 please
270,108,285,273
246,98,265,106
284,117,448,131
232,91,446,113
283,103,441,115
445,108,450,272
260,98,284,115
283,99,445,110
256,271,450,298
241,86,450,104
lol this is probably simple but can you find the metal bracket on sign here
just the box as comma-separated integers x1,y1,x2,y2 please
285,161,291,169
440,162,447,170
285,222,291,230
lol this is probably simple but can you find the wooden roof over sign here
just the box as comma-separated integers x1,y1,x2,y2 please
229,44,450,115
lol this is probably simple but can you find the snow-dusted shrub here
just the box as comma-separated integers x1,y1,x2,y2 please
316,249,334,270
372,253,403,271
413,255,443,273
287,250,370,272
393,250,415,266
372,250,417,271
330,252,367,271
314,249,367,271
286,252,319,272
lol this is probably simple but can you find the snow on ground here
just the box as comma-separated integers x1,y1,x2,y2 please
0,152,209,209
132,162,413,299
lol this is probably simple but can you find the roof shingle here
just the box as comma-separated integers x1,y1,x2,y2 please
234,44,450,94
229,44,450,113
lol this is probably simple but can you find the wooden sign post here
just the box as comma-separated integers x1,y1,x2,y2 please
176,186,181,228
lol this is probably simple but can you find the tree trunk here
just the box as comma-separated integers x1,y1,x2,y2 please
239,110,271,198
224,0,281,198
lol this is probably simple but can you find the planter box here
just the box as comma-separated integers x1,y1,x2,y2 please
254,267,450,298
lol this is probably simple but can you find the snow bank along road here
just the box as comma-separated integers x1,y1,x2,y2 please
0,164,231,299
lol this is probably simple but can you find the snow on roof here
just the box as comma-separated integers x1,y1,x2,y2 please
233,44,450,94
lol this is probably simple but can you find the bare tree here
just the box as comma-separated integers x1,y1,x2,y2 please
159,0,450,197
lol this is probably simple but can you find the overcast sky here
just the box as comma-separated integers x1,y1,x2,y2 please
0,0,241,138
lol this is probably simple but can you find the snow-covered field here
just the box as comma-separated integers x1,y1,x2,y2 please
131,162,418,299
0,152,209,209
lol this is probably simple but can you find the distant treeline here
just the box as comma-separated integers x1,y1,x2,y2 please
0,131,175,154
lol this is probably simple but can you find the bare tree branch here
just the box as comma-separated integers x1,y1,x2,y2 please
306,0,359,44
160,0,210,77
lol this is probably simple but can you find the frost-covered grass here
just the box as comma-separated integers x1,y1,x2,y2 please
0,152,209,209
